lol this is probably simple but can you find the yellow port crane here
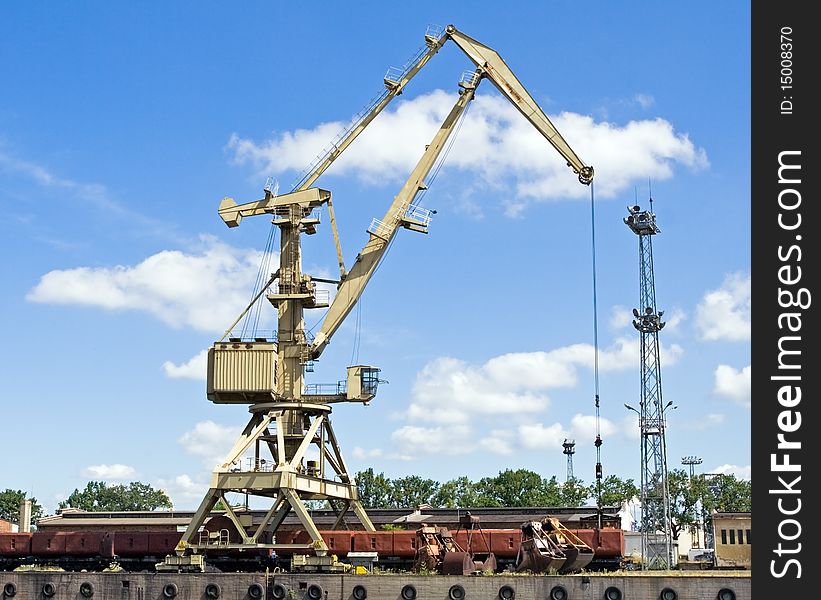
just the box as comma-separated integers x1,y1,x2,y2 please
172,24,593,569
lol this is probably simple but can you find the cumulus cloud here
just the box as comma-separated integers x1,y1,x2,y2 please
228,91,707,213
406,339,682,425
662,308,686,332
569,412,618,443
713,364,751,408
81,464,136,480
391,424,475,455
389,424,515,458
351,447,384,460
154,474,209,509
27,236,271,334
609,305,632,330
163,349,209,380
517,422,569,450
696,273,751,341
179,421,243,469
711,464,751,481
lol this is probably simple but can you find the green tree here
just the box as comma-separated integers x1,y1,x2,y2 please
699,473,752,538
475,469,562,507
0,489,45,524
355,469,393,508
596,474,640,509
560,477,592,507
667,468,702,541
59,481,173,511
389,475,440,508
431,476,482,508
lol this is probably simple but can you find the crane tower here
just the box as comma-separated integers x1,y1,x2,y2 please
624,202,674,570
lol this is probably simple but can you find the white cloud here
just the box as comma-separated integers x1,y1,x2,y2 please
662,307,686,332
178,421,243,469
696,273,751,341
609,305,632,330
569,412,618,443
621,413,640,440
684,413,726,432
391,424,475,456
27,236,271,334
163,349,209,380
155,474,209,509
80,464,136,480
407,357,551,424
479,430,515,456
406,339,682,426
517,422,569,450
635,94,655,109
713,364,752,408
228,91,708,213
351,446,384,460
711,464,752,481
0,150,170,230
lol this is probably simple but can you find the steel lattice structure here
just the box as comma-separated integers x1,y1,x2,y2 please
624,204,674,570
563,439,576,481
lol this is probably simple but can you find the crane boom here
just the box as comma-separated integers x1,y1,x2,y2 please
309,75,480,359
444,25,593,185
292,29,448,193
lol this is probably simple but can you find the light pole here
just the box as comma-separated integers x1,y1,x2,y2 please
681,456,703,548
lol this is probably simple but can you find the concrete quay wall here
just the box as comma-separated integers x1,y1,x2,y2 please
1,571,751,600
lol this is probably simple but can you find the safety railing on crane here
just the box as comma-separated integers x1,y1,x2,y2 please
367,205,434,240
290,26,445,192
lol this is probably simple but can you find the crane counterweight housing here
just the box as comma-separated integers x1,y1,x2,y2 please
168,23,594,570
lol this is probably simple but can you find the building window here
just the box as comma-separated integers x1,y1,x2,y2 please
721,529,727,545
746,529,751,544
737,529,744,544
729,529,736,544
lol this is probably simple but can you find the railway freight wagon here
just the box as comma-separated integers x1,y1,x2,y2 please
1,525,624,572
0,530,275,572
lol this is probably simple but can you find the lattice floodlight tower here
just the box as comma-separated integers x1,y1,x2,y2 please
624,203,674,570
562,439,576,481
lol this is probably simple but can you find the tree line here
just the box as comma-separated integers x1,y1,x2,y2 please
354,468,639,510
1,468,750,537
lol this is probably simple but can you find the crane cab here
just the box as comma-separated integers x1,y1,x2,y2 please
346,365,382,402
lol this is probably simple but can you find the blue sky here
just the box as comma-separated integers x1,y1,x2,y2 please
1,2,750,515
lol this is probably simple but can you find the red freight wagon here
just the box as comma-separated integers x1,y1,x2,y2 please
112,532,152,557
323,532,352,555
350,531,393,555
453,530,490,553
489,529,520,558
391,530,418,558
31,531,68,556
64,532,113,557
146,531,182,556
0,533,31,557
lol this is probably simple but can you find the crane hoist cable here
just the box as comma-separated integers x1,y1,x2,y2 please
589,180,605,528
240,222,278,338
